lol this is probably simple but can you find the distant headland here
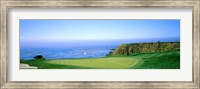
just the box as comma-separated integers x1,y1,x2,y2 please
109,42,180,56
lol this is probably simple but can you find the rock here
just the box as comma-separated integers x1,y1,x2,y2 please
20,64,37,69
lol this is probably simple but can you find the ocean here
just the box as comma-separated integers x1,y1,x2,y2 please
20,46,117,60
20,38,180,60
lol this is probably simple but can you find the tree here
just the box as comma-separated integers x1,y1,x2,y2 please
157,41,161,52
34,55,45,60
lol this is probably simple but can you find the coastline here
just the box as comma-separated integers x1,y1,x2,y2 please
20,50,180,69
20,42,180,69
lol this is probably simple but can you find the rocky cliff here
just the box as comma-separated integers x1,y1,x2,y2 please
112,42,180,55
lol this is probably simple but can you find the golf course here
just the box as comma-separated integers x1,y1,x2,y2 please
20,20,181,69
20,50,180,69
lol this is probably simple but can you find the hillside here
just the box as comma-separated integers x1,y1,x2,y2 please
112,42,180,55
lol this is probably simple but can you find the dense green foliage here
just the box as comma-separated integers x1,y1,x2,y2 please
112,42,180,55
20,51,180,69
34,55,46,60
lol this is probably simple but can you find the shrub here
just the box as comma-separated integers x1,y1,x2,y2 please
34,55,45,60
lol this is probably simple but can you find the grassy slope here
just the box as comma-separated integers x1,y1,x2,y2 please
20,51,180,69
130,51,180,69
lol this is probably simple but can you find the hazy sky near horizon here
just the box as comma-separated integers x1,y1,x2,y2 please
20,20,180,47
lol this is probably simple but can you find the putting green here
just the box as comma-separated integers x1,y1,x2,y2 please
45,57,142,69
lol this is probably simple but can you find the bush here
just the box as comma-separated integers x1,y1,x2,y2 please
34,55,45,60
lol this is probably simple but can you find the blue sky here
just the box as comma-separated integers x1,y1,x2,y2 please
20,20,180,47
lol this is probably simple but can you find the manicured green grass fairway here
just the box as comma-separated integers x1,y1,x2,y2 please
20,51,180,69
